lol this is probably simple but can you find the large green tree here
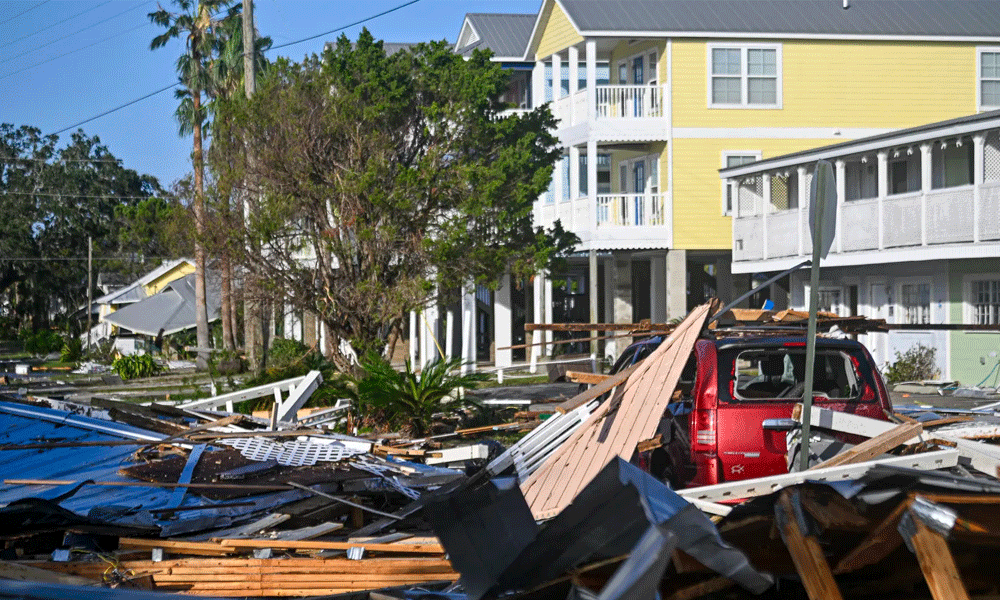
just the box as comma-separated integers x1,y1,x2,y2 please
212,31,575,370
0,124,163,333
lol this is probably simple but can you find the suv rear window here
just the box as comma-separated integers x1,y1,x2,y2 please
727,347,862,401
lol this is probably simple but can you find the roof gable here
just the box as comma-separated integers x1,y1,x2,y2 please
456,13,537,60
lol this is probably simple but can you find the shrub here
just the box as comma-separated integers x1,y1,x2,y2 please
342,353,490,436
60,337,83,363
21,329,64,355
112,354,162,380
885,344,938,384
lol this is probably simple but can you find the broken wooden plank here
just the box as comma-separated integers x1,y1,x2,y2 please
808,421,923,470
0,561,99,586
118,538,236,556
775,490,844,600
553,361,641,414
564,371,609,385
218,539,444,554
906,511,971,600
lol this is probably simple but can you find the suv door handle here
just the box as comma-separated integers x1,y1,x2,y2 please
762,418,800,431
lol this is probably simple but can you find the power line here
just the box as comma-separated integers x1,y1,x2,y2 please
46,0,424,135
0,1,153,66
0,1,50,26
0,0,113,51
0,157,123,163
0,21,153,82
1,256,177,262
1,192,159,200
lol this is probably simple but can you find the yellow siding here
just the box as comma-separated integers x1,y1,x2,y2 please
672,39,978,128
610,41,667,84
144,262,195,295
671,138,834,250
535,1,583,59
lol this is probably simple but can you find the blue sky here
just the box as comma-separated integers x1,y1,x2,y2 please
0,0,541,189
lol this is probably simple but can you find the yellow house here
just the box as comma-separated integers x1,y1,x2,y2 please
94,258,195,330
520,0,1000,360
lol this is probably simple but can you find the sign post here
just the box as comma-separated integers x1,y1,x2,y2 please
800,160,837,471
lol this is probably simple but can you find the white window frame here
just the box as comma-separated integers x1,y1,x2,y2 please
964,274,1000,326
977,47,1000,112
706,43,782,109
721,150,762,216
897,278,933,326
817,285,846,317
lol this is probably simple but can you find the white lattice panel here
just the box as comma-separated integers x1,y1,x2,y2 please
768,210,799,257
883,194,922,248
739,177,763,216
840,200,879,252
770,175,790,211
733,217,763,261
985,131,1000,182
221,437,366,466
926,188,974,245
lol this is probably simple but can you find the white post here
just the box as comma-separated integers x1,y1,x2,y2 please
408,310,417,366
588,140,598,230
544,273,554,357
920,143,932,246
568,45,579,125
445,307,455,360
461,283,476,373
974,135,985,243
530,273,543,372
554,153,565,206
797,166,807,256
585,39,596,121
569,145,581,228
835,159,846,254
494,272,512,369
762,173,771,260
533,60,545,109
877,151,888,250
551,52,562,121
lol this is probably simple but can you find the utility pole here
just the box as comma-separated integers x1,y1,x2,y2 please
242,0,266,375
86,237,93,352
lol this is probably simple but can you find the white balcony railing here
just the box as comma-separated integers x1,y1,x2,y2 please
596,85,664,119
596,193,668,226
733,183,999,264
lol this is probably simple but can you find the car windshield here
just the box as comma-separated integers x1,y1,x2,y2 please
609,338,660,375
731,347,861,400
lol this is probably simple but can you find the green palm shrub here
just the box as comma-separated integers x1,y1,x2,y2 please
112,354,163,380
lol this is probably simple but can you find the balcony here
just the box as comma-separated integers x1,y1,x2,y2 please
536,193,671,251
551,85,670,143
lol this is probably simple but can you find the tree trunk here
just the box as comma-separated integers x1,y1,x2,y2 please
192,89,211,371
221,250,234,351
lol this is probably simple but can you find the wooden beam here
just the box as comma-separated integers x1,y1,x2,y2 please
565,371,608,385
907,513,971,600
218,539,444,554
554,361,641,414
775,490,844,600
808,421,923,470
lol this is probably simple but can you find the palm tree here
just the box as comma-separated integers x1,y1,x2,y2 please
149,0,235,369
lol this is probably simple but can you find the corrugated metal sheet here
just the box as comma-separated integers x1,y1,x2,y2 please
458,13,536,59
561,0,1000,37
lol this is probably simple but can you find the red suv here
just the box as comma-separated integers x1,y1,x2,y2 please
646,336,893,488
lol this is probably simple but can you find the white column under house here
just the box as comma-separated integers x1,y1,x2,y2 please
461,283,476,373
493,272,512,369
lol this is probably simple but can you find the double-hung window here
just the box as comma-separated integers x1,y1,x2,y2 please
979,48,1000,111
971,279,1000,325
709,44,781,108
900,283,931,325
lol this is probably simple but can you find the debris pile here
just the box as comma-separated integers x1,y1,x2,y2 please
3,302,1000,599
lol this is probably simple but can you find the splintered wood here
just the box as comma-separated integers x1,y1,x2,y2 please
521,304,711,520
24,557,457,597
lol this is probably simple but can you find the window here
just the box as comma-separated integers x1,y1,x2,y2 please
709,44,781,108
730,348,861,401
900,283,931,325
722,152,760,214
579,153,611,196
817,288,844,316
972,279,1000,324
979,48,1000,110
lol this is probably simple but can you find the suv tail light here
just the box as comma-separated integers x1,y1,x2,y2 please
692,408,717,452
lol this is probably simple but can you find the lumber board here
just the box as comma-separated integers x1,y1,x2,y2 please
553,361,640,414
776,491,844,600
834,497,912,573
219,539,444,553
564,371,609,385
808,421,923,470
908,515,971,600
118,538,237,556
0,561,99,586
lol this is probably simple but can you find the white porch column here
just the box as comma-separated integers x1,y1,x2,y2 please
494,272,512,369
461,283,476,373
569,145,580,229
587,139,598,230
445,307,455,360
796,166,807,256
666,249,687,320
568,45,579,125
422,303,439,367
544,272,554,356
835,159,846,254
974,134,985,243
602,257,615,360
530,272,543,372
762,173,771,260
877,151,888,250
554,154,565,205
551,52,562,121
532,60,545,110
650,252,666,323
920,143,932,246
612,252,633,359
408,310,417,366
585,38,596,120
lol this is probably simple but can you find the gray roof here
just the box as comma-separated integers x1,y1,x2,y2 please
558,0,1000,38
102,272,221,336
94,258,193,306
457,13,536,59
